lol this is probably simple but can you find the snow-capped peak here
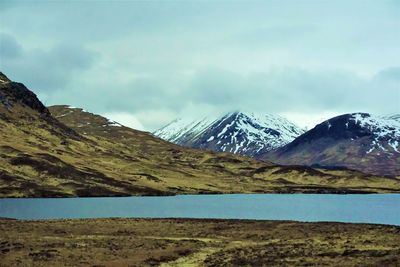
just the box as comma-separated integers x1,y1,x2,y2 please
315,113,400,154
154,111,305,157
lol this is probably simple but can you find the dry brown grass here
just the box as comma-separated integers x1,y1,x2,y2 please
0,218,399,266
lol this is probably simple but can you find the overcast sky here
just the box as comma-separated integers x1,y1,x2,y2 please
0,0,399,131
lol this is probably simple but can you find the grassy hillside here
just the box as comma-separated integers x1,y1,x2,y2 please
1,72,400,197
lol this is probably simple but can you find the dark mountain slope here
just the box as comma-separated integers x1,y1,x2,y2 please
263,113,400,176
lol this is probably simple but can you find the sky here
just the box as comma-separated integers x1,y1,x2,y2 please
0,0,399,131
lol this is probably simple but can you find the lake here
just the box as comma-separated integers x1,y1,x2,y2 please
1,194,399,225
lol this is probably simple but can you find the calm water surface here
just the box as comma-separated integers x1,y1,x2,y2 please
0,194,399,225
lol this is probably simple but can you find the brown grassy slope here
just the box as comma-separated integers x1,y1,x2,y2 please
0,218,399,266
1,71,400,197
48,105,400,195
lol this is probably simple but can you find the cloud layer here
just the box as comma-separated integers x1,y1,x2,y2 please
0,1,399,130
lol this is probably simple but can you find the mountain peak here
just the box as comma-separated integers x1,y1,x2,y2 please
265,112,400,176
154,111,305,157
0,71,49,115
0,72,11,84
287,112,400,150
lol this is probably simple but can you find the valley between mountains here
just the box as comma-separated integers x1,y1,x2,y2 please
1,71,400,197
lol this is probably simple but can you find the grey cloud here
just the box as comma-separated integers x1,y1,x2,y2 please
0,34,97,92
103,78,182,112
0,1,223,43
47,71,186,116
181,67,399,116
0,33,23,59
44,44,96,70
188,69,245,106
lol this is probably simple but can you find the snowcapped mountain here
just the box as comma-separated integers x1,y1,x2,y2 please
263,113,400,176
154,111,305,157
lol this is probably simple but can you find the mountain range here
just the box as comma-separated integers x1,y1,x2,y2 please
155,112,400,176
1,71,400,197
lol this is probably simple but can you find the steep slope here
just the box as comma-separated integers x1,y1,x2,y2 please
0,72,79,139
263,113,400,176
1,71,400,197
154,112,305,157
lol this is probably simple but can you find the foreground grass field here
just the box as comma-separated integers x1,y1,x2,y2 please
0,218,399,266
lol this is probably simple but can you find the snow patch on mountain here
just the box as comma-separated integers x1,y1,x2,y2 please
350,113,400,154
106,121,123,127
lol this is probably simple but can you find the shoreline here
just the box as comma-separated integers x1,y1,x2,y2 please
2,189,399,199
2,216,400,227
